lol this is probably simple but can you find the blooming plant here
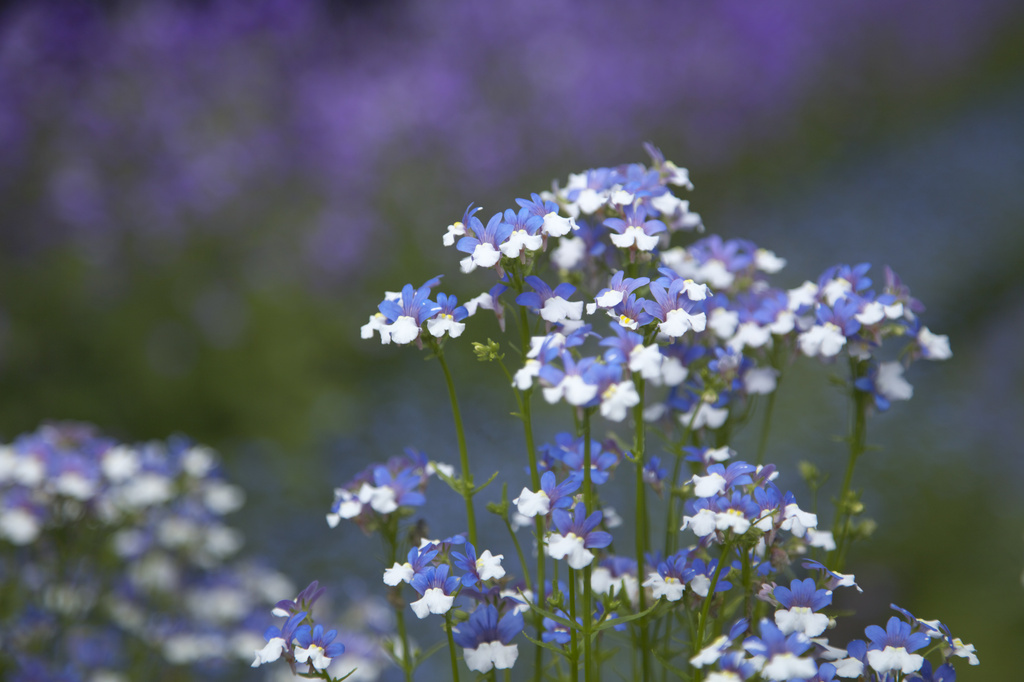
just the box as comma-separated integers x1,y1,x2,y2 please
0,423,294,680
255,145,974,681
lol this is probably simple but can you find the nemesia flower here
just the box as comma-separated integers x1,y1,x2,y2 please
452,542,505,588
456,211,513,274
293,622,345,671
773,578,832,637
452,604,524,673
864,615,930,675
409,565,460,618
513,470,580,517
251,610,307,667
546,504,612,570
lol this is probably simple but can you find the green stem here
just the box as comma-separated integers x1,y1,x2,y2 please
435,347,477,546
569,569,579,682
632,376,651,682
446,610,461,682
663,398,703,556
581,409,594,682
693,542,732,679
829,358,868,571
514,304,547,681
384,517,414,682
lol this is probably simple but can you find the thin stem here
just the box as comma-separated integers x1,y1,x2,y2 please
755,343,786,466
694,542,732,670
384,517,414,682
663,397,703,556
435,347,477,546
632,376,651,682
581,410,593,682
829,358,868,571
569,569,579,682
445,610,461,682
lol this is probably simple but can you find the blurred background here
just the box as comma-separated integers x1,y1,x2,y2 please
1,0,1022,678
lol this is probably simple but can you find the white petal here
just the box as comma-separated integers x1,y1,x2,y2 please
514,488,551,517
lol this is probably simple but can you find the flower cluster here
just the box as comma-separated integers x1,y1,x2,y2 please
0,422,289,679
257,148,972,682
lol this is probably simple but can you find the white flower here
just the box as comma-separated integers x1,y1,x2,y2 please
383,562,414,586
775,606,830,637
743,367,778,395
628,344,663,381
427,314,465,339
798,323,847,358
410,587,454,619
464,641,519,673
514,487,551,517
763,652,818,680
542,212,579,237
917,326,952,360
475,550,505,582
660,308,707,338
540,297,583,324
678,403,728,430
251,637,286,667
380,316,420,345
600,381,640,422
500,230,543,258
708,308,739,339
690,635,730,667
755,248,787,273
866,646,924,675
546,532,594,569
443,220,466,247
691,472,727,498
295,644,333,671
876,361,913,402
642,573,685,602
551,237,586,270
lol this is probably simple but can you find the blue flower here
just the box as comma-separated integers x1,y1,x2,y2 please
426,292,470,339
251,610,307,667
516,276,584,325
409,564,460,618
864,616,930,675
371,278,443,345
452,604,524,672
293,622,345,671
452,542,505,588
513,470,580,517
773,578,832,637
742,619,817,680
643,277,707,338
604,204,666,251
498,207,544,258
457,211,514,274
547,503,613,569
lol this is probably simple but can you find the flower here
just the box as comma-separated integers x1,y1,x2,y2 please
372,278,443,345
546,504,612,569
456,211,513,274
452,542,505,588
773,578,832,637
452,604,524,673
864,615,930,675
409,565,460,618
426,292,470,339
251,610,307,667
383,545,438,586
604,204,666,251
513,470,580,517
516,276,584,325
294,622,345,671
743,619,817,681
